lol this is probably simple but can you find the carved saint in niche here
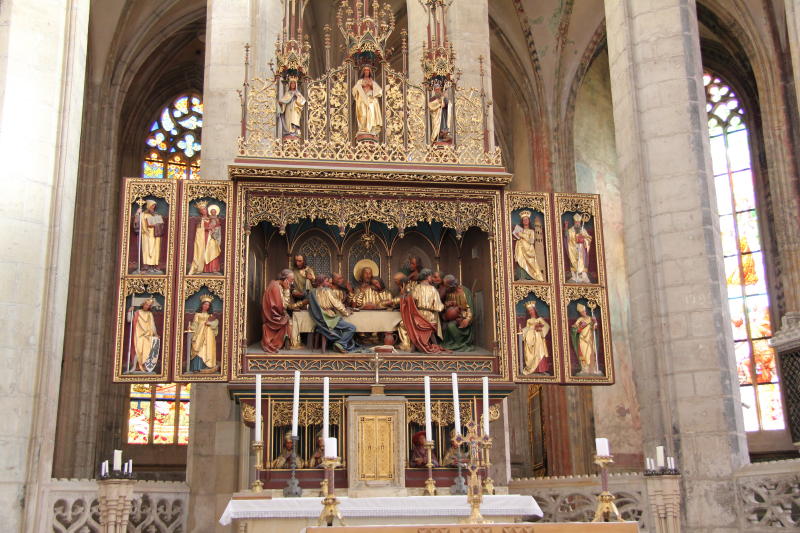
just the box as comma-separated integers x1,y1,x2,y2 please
279,77,306,137
565,212,593,283
188,200,223,275
513,210,546,281
126,295,161,373
132,198,166,274
520,302,550,375
186,294,220,373
352,65,383,141
570,302,600,375
272,432,305,469
428,83,452,144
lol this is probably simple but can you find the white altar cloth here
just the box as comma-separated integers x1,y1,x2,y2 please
293,310,402,333
219,494,542,525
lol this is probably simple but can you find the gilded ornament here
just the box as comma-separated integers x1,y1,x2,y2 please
185,278,226,299
512,285,550,305
124,278,166,297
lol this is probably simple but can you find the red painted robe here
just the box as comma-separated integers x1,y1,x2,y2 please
400,294,450,354
261,280,290,352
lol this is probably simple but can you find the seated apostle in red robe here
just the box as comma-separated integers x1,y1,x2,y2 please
260,269,295,352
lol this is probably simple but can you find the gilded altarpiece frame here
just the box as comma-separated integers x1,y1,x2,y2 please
231,179,510,385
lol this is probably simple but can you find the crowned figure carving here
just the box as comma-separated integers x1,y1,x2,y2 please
422,0,456,145
275,0,311,139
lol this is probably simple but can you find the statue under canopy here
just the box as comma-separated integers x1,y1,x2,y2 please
352,65,383,141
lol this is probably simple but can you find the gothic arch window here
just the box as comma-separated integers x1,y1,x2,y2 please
142,93,203,179
705,71,783,432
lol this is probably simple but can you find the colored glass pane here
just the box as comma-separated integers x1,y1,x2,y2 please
731,171,756,212
180,383,192,400
727,130,751,171
743,252,767,296
735,341,753,385
130,383,152,398
724,256,742,297
758,384,785,430
728,298,747,341
128,400,151,444
718,215,737,256
178,401,190,445
141,93,202,180
155,383,177,400
745,294,771,338
739,386,759,432
190,164,201,180
715,175,733,216
709,135,727,176
736,210,760,252
752,339,777,384
152,400,176,444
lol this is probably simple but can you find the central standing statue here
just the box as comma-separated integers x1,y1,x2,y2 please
352,65,383,141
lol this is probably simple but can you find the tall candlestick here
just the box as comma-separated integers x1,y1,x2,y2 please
451,373,461,434
255,374,262,441
424,376,432,442
113,450,122,471
323,377,330,439
292,371,301,437
595,437,610,457
655,446,665,469
482,376,490,436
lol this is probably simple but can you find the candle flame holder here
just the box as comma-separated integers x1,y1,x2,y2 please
284,436,303,497
318,457,345,527
455,419,492,524
424,440,437,496
592,454,624,522
251,440,266,493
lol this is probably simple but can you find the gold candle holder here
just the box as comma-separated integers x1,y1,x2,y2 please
318,457,345,527
424,440,437,496
455,420,492,525
482,438,495,495
592,454,623,522
251,440,266,493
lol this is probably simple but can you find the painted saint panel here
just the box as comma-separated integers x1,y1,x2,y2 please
554,193,605,286
121,180,177,277
561,285,613,384
505,193,553,283
174,279,227,381
511,286,559,383
115,278,171,382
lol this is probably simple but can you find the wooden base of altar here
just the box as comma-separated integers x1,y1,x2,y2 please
303,524,638,533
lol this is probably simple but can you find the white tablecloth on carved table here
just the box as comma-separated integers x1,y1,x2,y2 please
219,494,542,525
292,310,401,333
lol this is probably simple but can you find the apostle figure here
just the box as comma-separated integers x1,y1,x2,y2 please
410,431,439,467
309,275,358,353
520,302,550,375
571,303,598,374
513,211,545,282
307,432,326,468
428,83,451,144
290,253,315,301
272,432,305,469
188,201,222,275
442,429,466,467
260,269,295,353
331,272,354,307
127,297,160,373
400,269,449,354
352,65,383,140
188,295,219,372
133,199,165,273
352,261,389,309
441,275,475,352
566,213,593,283
279,76,306,137
383,273,413,352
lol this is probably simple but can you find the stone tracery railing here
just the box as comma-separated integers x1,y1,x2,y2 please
735,458,800,530
43,478,188,533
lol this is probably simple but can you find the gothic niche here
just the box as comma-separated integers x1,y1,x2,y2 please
244,217,496,357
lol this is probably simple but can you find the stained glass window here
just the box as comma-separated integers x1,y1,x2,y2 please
126,383,191,445
142,94,202,180
705,71,784,432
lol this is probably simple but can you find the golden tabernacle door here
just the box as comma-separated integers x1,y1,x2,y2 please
358,415,394,481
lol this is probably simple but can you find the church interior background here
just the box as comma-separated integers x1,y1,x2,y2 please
5,0,800,531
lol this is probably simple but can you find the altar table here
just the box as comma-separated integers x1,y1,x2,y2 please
293,310,402,333
220,494,542,532
302,524,638,533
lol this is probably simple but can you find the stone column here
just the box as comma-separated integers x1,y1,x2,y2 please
786,1,800,120
0,1,89,530
604,0,748,530
405,0,427,82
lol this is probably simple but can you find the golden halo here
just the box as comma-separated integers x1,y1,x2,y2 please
353,258,379,282
208,204,220,216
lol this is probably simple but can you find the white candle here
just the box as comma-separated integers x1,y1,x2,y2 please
424,376,433,442
656,446,665,469
324,437,338,459
595,437,610,457
128,459,133,473
667,457,675,470
101,460,108,477
113,450,122,471
323,377,330,439
482,376,490,437
291,371,301,437
451,373,461,434
647,457,654,470
255,374,262,441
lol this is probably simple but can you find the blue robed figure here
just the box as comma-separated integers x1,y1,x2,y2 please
307,277,358,353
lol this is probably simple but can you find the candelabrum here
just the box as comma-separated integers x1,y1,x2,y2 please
482,438,495,495
424,440,437,496
592,455,623,523
318,457,345,527
284,436,303,497
251,441,265,492
455,419,492,524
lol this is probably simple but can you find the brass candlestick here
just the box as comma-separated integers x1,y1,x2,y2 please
482,438,495,495
424,440,437,496
318,457,345,527
455,420,492,525
592,455,623,522
251,440,265,492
